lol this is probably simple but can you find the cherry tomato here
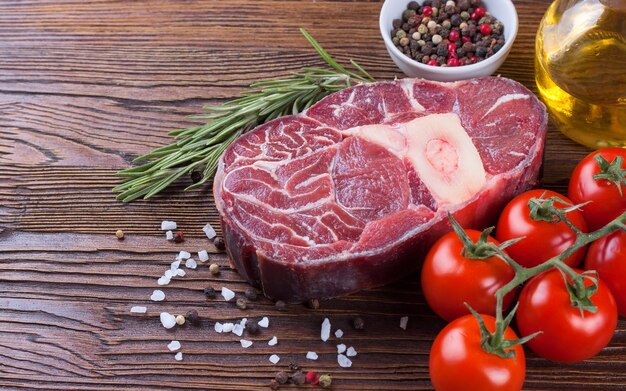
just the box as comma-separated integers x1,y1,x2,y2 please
421,230,516,321
568,147,626,231
585,230,626,317
495,189,588,268
430,314,525,391
516,268,617,362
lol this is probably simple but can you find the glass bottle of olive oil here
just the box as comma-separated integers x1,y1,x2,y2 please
536,0,626,148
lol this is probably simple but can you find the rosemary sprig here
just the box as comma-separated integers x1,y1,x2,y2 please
114,28,375,202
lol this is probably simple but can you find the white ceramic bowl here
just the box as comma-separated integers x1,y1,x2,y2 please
380,0,518,81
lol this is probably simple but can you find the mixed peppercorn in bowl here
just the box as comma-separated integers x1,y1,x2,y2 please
379,0,518,81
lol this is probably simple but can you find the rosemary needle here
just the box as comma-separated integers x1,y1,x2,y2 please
114,28,375,202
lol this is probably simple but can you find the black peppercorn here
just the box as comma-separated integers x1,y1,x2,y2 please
456,48,466,58
213,236,225,251
437,43,449,56
393,19,402,29
190,171,202,183
275,300,286,311
421,44,433,56
186,309,200,326
288,362,300,371
353,317,365,330
307,299,320,310
402,9,416,21
458,0,470,11
462,41,475,53
246,322,259,335
423,0,433,6
450,14,461,27
275,371,289,385
408,1,419,10
244,288,258,301
493,43,503,53
291,371,306,386
269,379,279,390
440,28,450,38
203,286,216,298
476,46,487,58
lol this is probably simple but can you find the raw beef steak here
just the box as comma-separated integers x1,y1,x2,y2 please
214,77,547,302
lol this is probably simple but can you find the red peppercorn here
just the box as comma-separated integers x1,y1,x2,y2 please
474,6,486,19
480,23,492,36
449,30,459,42
422,6,433,16
306,371,320,385
447,57,460,67
448,42,457,53
462,36,471,43
470,55,478,63
174,231,184,243
427,59,438,66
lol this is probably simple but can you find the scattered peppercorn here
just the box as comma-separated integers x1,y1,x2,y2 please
275,371,289,385
291,371,306,386
319,374,332,389
307,299,320,310
353,317,365,330
306,371,320,385
236,297,247,310
246,321,260,335
175,315,186,325
204,286,217,298
173,231,184,243
392,0,504,67
288,362,300,371
213,236,226,251
209,263,220,275
275,300,286,311
244,288,258,301
186,309,200,326
269,379,279,390
190,170,202,183
115,229,125,240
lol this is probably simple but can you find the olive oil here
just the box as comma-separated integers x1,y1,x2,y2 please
536,0,626,148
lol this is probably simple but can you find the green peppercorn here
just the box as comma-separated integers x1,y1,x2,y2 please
417,39,426,47
403,9,416,21
396,29,407,39
417,24,428,35
319,374,332,388
460,11,470,20
432,34,443,45
236,297,247,310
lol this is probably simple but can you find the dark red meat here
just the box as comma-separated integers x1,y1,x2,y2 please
214,77,547,302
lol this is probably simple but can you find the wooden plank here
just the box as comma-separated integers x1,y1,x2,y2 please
2,0,625,389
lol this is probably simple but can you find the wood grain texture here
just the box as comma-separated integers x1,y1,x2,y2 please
1,0,624,389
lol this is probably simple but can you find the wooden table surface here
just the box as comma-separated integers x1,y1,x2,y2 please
1,0,625,389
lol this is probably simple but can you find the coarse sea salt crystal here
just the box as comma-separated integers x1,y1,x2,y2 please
214,322,223,333
306,351,318,360
221,287,235,302
335,329,344,338
177,269,186,277
166,230,174,241
164,269,176,279
321,318,331,342
151,290,165,302
337,344,346,354
347,346,357,357
157,276,171,286
130,306,147,313
198,250,209,262
185,258,197,269
167,340,181,351
400,316,409,330
338,354,352,368
160,312,176,329
174,352,183,361
258,317,269,328
203,223,217,239
240,318,248,328
222,323,234,333
177,251,191,260
233,324,244,337
269,354,280,364
268,336,278,346
161,221,177,230
240,339,253,348
171,260,181,270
